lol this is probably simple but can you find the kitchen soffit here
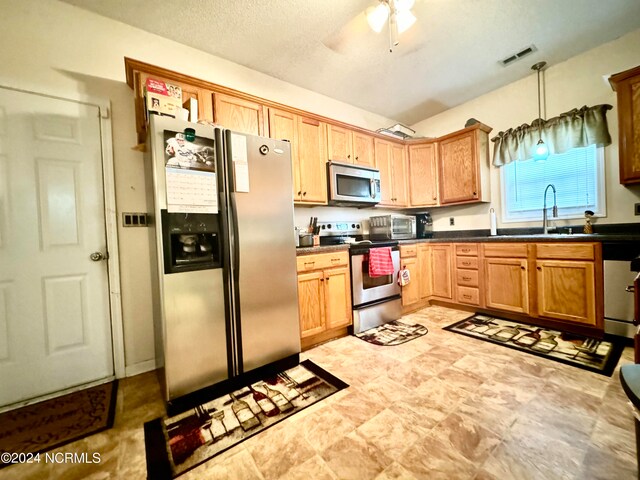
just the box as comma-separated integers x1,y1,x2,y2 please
60,0,640,125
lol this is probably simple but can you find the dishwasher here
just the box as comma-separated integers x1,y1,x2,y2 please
603,242,640,338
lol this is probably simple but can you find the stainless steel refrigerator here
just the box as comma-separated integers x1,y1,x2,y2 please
146,116,300,408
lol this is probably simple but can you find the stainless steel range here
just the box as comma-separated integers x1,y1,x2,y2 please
349,240,402,334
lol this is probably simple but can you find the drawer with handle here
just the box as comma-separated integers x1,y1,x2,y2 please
456,269,479,287
400,245,418,258
455,244,478,256
296,251,349,272
456,256,479,270
457,286,480,306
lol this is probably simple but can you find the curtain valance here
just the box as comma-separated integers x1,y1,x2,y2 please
491,104,613,167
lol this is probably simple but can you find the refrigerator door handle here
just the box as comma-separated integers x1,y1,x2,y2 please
230,192,240,280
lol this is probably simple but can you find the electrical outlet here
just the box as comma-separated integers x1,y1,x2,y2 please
449,217,455,226
635,203,640,215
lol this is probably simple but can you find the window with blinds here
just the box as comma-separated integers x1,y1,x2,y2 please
500,144,605,222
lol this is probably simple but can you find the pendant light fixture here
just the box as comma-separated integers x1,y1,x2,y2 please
531,61,549,162
366,0,416,52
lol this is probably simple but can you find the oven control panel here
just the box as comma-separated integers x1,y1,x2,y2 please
317,221,361,236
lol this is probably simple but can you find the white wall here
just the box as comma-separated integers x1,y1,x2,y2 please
0,0,398,373
410,29,640,233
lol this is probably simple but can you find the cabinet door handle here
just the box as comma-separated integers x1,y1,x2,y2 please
320,278,324,282
304,261,315,267
355,156,359,160
303,191,307,196
347,154,351,159
326,277,329,281
297,191,302,196
462,276,472,281
433,196,437,200
331,258,341,262
462,261,471,266
536,266,541,270
463,294,472,299
473,191,477,196
461,249,470,253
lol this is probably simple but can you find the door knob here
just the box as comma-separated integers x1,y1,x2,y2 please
90,252,106,261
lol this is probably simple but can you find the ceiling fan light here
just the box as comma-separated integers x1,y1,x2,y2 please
393,0,415,11
396,9,416,33
367,3,390,33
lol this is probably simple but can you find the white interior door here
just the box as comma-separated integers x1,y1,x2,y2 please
0,88,114,407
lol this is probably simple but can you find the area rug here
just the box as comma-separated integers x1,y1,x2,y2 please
0,380,118,467
356,320,429,346
444,314,625,376
144,360,348,479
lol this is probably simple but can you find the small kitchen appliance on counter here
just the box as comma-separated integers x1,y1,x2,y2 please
415,212,433,239
369,214,416,240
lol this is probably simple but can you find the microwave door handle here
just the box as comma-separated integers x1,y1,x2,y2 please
370,178,376,198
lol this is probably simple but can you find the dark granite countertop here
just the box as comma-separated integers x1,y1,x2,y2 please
399,233,640,244
399,223,640,244
296,244,350,256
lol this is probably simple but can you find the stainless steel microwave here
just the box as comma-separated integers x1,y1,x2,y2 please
327,161,381,207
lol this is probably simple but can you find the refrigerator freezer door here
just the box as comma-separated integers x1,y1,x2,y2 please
163,269,229,400
226,132,301,373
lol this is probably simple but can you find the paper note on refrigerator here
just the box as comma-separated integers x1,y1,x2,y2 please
165,167,218,213
230,133,250,193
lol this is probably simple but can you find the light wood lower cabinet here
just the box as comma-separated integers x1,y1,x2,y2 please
536,260,596,326
455,243,481,307
400,247,420,306
297,252,351,348
400,241,603,334
484,257,529,314
535,243,599,326
430,244,453,300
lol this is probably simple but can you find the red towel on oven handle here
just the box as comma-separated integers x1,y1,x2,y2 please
368,247,394,277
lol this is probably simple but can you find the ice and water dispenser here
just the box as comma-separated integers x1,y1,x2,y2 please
161,210,222,273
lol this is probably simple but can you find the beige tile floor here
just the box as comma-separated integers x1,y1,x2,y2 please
1,305,637,479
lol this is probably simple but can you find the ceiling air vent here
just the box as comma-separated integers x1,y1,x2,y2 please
499,44,538,67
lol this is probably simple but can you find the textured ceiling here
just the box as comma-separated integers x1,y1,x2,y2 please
60,0,640,125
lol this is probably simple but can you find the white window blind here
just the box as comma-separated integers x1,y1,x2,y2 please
501,144,605,222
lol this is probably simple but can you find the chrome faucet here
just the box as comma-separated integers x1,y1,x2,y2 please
542,184,558,234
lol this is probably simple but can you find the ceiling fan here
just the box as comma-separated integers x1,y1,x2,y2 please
322,0,418,54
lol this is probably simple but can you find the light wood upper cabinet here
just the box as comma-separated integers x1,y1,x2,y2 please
297,116,327,204
408,142,438,207
438,125,491,205
269,109,327,204
352,131,375,167
213,92,265,136
609,65,640,184
375,138,408,207
327,125,375,167
327,124,352,163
